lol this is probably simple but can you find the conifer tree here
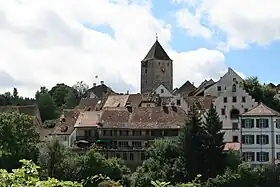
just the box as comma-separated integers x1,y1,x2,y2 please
178,103,207,181
203,103,225,178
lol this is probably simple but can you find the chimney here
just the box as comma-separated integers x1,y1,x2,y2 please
93,83,97,87
100,81,104,85
192,82,194,85
126,90,129,95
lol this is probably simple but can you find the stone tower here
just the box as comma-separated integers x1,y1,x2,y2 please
141,39,173,93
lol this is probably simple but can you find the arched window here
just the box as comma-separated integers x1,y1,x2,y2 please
230,108,240,119
232,84,236,92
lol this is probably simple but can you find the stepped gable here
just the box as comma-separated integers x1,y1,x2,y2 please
51,109,80,135
142,40,171,61
99,106,186,129
240,102,280,117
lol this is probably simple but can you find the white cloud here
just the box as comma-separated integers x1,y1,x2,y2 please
174,0,280,50
0,0,228,97
175,9,211,38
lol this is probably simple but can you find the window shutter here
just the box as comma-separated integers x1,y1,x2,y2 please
265,152,269,161
251,119,254,128
256,119,260,128
251,135,254,144
257,152,260,161
265,135,269,144
241,135,245,144
256,135,260,144
265,119,269,128
241,119,245,128
251,152,255,161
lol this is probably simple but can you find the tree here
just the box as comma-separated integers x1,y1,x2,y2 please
132,139,182,186
0,159,82,186
73,81,89,98
0,112,39,171
36,92,57,121
49,83,78,108
178,104,207,181
38,139,65,178
65,89,79,108
13,87,18,98
203,104,225,178
35,86,48,100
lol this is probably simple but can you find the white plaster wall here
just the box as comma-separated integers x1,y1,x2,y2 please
240,116,280,165
170,94,188,112
204,68,243,97
214,86,258,142
154,84,173,97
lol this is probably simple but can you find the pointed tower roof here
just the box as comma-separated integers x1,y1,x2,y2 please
240,102,280,117
142,39,172,61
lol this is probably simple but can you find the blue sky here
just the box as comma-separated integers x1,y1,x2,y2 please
1,0,280,97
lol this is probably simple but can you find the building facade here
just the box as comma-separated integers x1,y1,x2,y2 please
240,103,280,165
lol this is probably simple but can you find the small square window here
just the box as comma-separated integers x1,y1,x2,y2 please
217,86,221,91
161,89,164,93
233,78,236,82
232,96,237,103
244,108,248,112
232,136,238,142
242,96,246,103
176,99,181,106
232,123,238,130
221,108,225,115
223,97,227,103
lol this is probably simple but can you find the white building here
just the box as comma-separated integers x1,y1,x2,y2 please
240,103,280,165
192,67,258,143
213,83,258,142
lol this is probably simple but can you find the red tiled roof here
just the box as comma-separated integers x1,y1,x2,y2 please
51,109,80,135
240,102,280,117
99,106,186,129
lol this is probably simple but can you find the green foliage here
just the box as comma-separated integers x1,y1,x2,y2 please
203,104,225,178
36,92,58,121
65,89,79,109
42,119,57,128
49,83,79,108
0,159,82,186
179,104,206,181
0,112,39,171
243,76,280,112
0,88,35,106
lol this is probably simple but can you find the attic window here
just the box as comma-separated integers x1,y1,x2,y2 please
161,89,164,93
217,86,221,91
232,84,236,92
60,126,68,132
233,78,236,82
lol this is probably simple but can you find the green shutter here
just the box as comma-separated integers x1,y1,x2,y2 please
251,119,254,128
241,119,245,128
256,135,260,144
265,119,269,128
256,119,260,128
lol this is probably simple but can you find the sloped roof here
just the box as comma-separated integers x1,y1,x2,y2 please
142,40,171,61
50,109,80,135
84,84,115,99
103,95,129,108
224,143,240,151
77,98,100,110
74,111,100,128
100,106,186,129
240,102,280,117
176,81,196,95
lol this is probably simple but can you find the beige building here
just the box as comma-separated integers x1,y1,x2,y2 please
73,104,186,165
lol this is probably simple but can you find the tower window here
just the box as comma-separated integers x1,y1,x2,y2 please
167,63,169,66
145,69,147,73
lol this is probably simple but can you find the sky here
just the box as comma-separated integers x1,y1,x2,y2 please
1,0,280,97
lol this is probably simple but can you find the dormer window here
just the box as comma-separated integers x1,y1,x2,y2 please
232,84,236,92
